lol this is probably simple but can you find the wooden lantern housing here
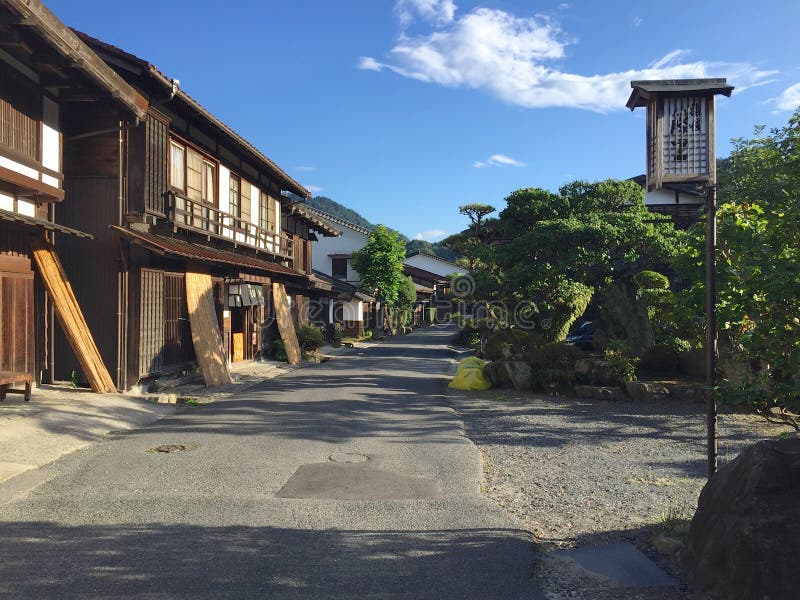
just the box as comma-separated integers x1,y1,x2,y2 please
627,79,734,191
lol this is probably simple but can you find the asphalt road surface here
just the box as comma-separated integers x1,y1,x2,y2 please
0,326,539,599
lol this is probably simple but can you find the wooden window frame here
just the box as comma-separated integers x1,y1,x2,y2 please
229,173,241,218
332,257,347,279
168,136,218,207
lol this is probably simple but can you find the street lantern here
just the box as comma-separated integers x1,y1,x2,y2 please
627,78,734,480
626,79,733,191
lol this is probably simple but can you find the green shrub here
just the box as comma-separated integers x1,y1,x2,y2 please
603,348,636,385
523,342,584,390
297,324,325,352
634,270,670,291
459,325,481,348
332,323,344,344
638,344,682,377
484,328,529,361
272,339,287,362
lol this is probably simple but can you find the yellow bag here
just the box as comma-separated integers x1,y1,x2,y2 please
449,356,492,391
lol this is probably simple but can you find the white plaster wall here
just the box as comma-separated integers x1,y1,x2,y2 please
644,189,703,205
343,299,363,322
404,254,464,277
218,165,230,213
249,183,259,225
0,191,13,212
17,199,35,217
0,155,38,179
41,97,60,172
311,225,369,284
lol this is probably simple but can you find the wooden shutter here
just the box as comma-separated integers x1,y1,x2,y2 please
0,271,34,374
139,268,165,376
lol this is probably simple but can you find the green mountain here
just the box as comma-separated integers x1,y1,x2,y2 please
305,196,459,260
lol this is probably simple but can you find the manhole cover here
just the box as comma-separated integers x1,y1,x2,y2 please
329,452,368,463
148,444,189,454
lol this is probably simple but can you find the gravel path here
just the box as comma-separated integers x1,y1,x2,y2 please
449,388,782,599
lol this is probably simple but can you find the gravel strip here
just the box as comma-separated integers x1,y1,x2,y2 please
449,388,783,599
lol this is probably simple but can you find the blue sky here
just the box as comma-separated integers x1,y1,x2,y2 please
49,0,800,241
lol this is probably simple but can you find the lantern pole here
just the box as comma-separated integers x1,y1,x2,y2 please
705,181,718,479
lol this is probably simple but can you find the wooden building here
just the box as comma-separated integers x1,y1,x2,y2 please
0,0,147,391
47,31,338,390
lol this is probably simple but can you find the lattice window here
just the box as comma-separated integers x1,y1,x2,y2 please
662,96,708,178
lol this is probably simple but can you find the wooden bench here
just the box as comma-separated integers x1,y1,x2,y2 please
0,371,32,401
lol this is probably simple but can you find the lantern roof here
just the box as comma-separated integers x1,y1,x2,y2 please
626,78,734,110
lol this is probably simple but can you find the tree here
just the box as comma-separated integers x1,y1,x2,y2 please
394,275,418,328
674,109,800,428
449,179,680,351
459,203,496,242
351,225,406,307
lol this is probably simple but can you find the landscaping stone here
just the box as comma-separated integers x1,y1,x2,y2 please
684,438,800,600
484,361,511,386
574,358,593,381
574,385,627,402
503,361,533,390
592,361,617,386
625,381,669,402
653,534,683,558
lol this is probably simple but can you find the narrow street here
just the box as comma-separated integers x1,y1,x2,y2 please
0,327,539,599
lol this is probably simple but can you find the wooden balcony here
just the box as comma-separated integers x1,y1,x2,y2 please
165,192,293,259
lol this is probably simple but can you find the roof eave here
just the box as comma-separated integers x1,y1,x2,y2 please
5,0,148,120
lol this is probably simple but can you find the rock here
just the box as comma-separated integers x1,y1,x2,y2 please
503,361,532,390
625,381,669,402
484,361,511,386
653,534,683,557
573,385,627,402
157,393,177,404
592,361,616,386
684,438,800,600
574,358,593,382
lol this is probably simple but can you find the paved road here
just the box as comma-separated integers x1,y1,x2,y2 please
0,326,539,599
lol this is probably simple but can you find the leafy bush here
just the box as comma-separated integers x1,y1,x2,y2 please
638,344,682,377
459,325,481,348
523,342,584,390
272,339,287,362
332,323,344,344
603,348,636,385
297,324,325,352
484,328,529,361
634,270,670,291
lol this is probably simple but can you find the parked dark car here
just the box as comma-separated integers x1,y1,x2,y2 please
566,321,595,350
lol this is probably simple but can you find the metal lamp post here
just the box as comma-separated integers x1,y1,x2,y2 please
627,78,734,479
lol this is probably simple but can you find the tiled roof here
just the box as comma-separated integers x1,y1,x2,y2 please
303,206,373,236
73,30,309,199
112,226,308,280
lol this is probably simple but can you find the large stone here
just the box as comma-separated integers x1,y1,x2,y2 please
503,360,532,390
574,358,594,382
592,361,616,386
573,385,627,402
484,361,511,386
624,381,669,402
684,438,800,600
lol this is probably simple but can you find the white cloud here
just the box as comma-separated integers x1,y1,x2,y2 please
360,7,777,113
305,184,323,194
769,82,800,111
414,229,447,241
633,16,643,28
395,0,456,28
473,153,526,168
296,165,316,172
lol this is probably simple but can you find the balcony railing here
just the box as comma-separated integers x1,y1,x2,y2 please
166,192,293,259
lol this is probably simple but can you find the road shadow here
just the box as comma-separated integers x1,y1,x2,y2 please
0,522,538,599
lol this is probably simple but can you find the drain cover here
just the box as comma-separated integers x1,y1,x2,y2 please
329,452,368,463
148,444,189,454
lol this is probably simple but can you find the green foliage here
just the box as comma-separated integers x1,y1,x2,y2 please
638,344,682,378
450,179,679,346
523,343,584,390
459,326,482,348
306,196,376,232
634,270,670,291
271,339,287,362
674,110,800,428
297,324,325,352
332,323,344,344
483,328,530,361
603,348,637,385
351,225,407,306
405,239,461,262
396,276,417,310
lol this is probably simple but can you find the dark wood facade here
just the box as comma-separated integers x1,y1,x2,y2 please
48,33,338,389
